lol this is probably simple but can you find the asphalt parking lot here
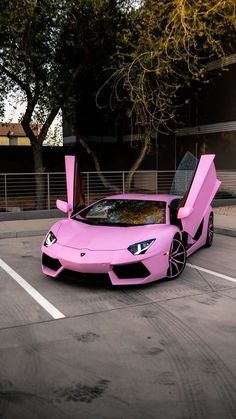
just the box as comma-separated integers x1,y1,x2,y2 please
0,233,236,419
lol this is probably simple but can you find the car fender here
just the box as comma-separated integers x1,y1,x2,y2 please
42,219,67,248
148,225,182,255
165,225,183,247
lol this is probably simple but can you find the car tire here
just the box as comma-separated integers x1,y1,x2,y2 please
204,213,214,248
166,236,186,280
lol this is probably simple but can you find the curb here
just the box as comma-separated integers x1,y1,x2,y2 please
0,209,62,222
0,230,47,239
215,227,236,238
0,228,235,240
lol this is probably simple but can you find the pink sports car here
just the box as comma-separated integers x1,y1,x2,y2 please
41,154,221,285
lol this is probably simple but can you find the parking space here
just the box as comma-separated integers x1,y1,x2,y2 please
0,234,236,418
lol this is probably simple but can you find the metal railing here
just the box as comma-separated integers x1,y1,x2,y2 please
0,170,235,212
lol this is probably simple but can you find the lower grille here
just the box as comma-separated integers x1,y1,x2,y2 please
113,262,150,279
61,269,110,282
42,253,62,271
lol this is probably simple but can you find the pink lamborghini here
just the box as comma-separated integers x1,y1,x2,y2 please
41,154,221,285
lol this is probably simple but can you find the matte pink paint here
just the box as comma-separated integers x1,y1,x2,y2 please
41,154,221,285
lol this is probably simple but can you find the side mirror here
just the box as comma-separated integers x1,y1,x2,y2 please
56,199,72,214
177,206,194,219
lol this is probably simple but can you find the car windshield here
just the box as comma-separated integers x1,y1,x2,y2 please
74,199,166,226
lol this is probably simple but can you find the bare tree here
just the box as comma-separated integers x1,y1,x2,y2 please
98,0,236,190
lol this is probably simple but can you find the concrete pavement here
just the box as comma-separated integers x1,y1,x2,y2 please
0,233,236,419
0,213,235,239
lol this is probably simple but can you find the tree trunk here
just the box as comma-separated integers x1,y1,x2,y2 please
32,142,45,210
78,136,120,193
125,131,150,192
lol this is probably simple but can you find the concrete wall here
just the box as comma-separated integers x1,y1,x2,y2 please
0,139,177,173
176,132,236,169
175,60,236,169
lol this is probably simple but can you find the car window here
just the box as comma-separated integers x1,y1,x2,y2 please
170,152,198,196
74,199,166,226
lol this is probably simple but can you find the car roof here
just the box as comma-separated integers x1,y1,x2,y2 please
104,194,181,204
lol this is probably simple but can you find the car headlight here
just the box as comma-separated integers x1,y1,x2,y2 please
128,239,155,255
44,231,57,247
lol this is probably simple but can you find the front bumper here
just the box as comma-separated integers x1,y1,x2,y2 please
41,242,168,285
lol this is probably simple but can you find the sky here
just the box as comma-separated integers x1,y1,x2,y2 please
4,98,26,122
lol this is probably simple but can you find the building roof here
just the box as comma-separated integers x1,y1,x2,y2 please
0,123,41,137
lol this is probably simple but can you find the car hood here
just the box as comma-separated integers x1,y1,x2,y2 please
55,219,167,250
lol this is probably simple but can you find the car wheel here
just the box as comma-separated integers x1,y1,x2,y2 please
205,213,214,248
166,237,186,280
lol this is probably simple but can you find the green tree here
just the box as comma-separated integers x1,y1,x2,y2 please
0,0,126,207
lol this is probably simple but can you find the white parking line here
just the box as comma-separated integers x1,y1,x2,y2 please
186,263,236,284
0,258,65,320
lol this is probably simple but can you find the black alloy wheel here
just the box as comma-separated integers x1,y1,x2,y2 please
205,213,214,248
166,237,186,280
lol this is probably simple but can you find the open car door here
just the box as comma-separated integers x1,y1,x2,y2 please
177,154,221,237
65,155,85,216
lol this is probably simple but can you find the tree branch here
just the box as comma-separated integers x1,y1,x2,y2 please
0,63,32,100
78,135,120,193
38,107,60,144
125,129,151,192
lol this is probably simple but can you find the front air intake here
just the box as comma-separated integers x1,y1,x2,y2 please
42,253,62,271
113,262,150,279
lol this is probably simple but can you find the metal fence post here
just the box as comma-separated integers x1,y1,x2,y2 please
87,172,90,205
4,174,7,211
122,172,125,193
47,173,50,210
185,170,188,191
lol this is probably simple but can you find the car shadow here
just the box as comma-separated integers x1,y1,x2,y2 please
50,271,169,292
